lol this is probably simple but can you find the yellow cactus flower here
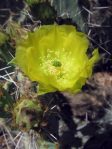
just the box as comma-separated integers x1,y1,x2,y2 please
13,25,99,95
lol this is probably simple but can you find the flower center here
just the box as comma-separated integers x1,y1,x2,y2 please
52,60,62,67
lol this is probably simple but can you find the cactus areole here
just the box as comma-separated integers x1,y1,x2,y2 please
13,25,99,95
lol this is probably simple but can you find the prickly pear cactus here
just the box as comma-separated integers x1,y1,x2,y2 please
0,0,112,149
